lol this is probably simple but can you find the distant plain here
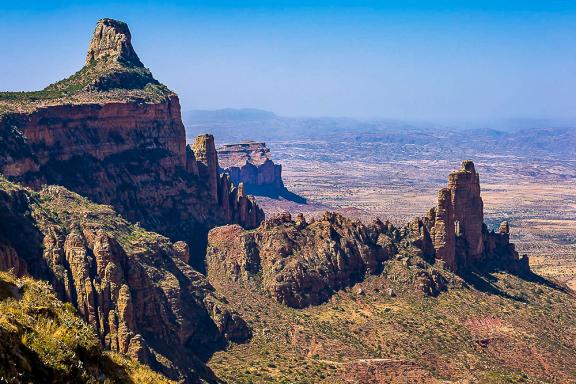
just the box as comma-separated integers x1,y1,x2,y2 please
185,110,576,289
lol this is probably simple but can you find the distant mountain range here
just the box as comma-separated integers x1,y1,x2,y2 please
184,109,576,159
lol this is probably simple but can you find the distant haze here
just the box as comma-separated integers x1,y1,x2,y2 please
1,1,575,121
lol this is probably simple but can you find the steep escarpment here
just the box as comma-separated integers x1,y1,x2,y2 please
0,18,263,262
0,271,174,384
217,142,284,192
206,161,527,308
0,177,249,383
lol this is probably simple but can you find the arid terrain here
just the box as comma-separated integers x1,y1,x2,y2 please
186,110,576,290
1,17,575,384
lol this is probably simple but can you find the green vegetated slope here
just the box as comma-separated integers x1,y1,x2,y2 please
0,271,174,384
207,257,576,383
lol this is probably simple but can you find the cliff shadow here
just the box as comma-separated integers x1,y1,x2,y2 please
245,184,307,204
461,270,528,302
0,190,53,280
462,264,569,303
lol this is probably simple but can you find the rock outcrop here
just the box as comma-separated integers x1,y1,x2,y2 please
429,160,528,273
85,18,143,67
209,213,370,308
206,212,451,308
217,142,285,193
0,18,264,267
0,178,249,383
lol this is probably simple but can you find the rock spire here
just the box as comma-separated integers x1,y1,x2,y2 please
85,18,143,67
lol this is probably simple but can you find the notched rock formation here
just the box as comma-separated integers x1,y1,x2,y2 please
217,141,284,191
428,160,529,273
0,179,249,383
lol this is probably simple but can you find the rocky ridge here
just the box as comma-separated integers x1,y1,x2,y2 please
207,161,528,308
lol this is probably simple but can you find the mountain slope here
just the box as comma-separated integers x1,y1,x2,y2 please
0,176,249,383
207,265,576,383
0,271,174,384
0,19,263,271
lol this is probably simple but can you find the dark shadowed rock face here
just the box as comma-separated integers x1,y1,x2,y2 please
0,178,249,383
0,19,264,256
218,141,284,190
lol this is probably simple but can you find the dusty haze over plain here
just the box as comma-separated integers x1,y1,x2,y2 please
1,0,575,121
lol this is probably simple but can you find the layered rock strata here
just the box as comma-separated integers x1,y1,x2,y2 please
217,141,288,198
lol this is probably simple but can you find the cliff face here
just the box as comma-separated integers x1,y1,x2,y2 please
0,178,249,383
192,135,264,229
430,160,528,273
0,19,263,258
217,142,285,192
0,18,264,383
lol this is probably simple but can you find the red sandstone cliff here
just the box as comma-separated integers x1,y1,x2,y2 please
0,19,264,265
0,18,265,381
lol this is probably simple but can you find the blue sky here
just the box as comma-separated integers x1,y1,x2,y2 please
1,1,575,120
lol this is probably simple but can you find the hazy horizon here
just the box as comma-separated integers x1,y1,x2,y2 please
1,1,575,121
